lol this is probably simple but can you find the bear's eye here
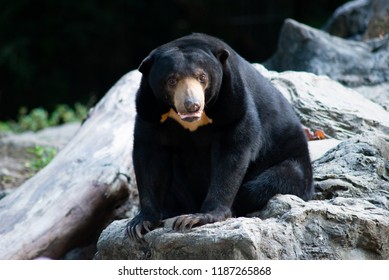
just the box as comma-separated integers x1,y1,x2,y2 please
198,73,207,84
167,77,178,87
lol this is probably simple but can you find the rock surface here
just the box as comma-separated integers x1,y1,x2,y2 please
265,18,389,88
313,135,389,207
323,0,389,40
254,65,389,140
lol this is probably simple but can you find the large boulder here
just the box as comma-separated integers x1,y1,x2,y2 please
323,0,389,40
254,65,389,140
265,19,389,88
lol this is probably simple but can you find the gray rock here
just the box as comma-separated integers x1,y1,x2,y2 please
313,134,389,209
308,139,341,161
323,0,373,39
353,83,389,111
100,197,387,260
265,19,389,87
254,64,389,139
95,219,150,260
323,0,389,40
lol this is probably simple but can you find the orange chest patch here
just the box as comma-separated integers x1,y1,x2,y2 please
160,108,213,132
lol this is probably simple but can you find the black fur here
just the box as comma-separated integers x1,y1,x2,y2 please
128,34,313,240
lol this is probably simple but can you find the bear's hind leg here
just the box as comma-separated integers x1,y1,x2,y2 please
233,158,313,216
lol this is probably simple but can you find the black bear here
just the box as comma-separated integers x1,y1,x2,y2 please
127,33,313,240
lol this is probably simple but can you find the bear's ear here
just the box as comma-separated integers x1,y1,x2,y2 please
217,49,230,64
138,55,153,74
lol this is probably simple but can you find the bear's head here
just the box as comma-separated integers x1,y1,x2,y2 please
138,37,230,127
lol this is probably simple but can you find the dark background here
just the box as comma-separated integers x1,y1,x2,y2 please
0,0,347,120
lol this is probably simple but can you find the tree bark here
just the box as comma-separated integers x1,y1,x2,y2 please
0,70,141,260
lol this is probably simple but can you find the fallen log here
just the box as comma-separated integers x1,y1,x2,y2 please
0,70,141,259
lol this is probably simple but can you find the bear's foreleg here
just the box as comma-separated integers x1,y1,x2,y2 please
127,122,172,240
172,129,253,231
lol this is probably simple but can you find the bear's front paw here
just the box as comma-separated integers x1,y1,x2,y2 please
172,213,223,232
126,214,161,241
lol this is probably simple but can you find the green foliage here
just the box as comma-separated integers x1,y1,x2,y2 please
0,122,12,132
47,103,88,126
25,145,58,173
0,103,88,133
18,107,49,132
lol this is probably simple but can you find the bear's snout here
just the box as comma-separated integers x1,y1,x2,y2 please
184,99,201,113
172,77,205,122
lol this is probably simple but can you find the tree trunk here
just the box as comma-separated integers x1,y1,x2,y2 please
0,70,141,260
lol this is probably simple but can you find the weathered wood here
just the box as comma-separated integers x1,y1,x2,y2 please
0,70,141,259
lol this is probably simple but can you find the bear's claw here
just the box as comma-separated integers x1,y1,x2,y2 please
172,213,214,232
126,217,158,241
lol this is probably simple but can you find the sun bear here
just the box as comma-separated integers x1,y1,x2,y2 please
127,33,313,240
